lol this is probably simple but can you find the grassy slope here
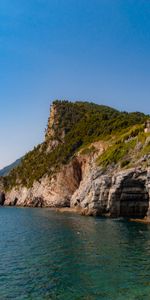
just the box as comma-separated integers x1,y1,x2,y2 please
97,124,150,170
4,101,148,189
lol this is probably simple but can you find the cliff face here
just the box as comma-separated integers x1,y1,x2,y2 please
2,149,150,218
71,166,150,218
45,100,85,143
1,100,150,219
4,158,82,207
45,102,65,143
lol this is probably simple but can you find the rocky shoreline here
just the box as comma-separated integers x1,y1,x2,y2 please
51,208,150,224
1,162,150,220
129,217,150,224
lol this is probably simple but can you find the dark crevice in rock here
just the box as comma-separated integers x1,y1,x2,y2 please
13,198,18,206
31,197,44,208
72,158,82,187
0,193,5,206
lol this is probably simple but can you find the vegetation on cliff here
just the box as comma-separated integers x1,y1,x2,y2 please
4,100,148,189
97,124,150,169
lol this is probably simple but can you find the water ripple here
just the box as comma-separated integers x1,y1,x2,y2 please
0,208,150,299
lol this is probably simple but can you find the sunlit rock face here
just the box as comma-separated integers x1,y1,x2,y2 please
4,158,82,208
1,152,150,219
71,168,150,218
45,104,62,141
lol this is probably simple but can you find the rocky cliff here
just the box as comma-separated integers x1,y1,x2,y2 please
1,100,150,219
71,166,150,218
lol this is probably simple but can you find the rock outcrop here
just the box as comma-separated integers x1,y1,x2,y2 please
4,158,82,208
45,103,62,141
2,149,150,219
1,100,150,219
71,167,150,218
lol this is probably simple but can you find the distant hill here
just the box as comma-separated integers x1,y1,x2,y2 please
0,158,22,177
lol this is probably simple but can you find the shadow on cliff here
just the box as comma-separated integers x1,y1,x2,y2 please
111,177,149,218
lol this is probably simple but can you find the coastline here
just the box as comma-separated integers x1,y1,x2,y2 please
53,207,81,214
3,205,150,224
55,208,150,224
129,217,150,224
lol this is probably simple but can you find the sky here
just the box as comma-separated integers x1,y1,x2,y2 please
0,0,150,168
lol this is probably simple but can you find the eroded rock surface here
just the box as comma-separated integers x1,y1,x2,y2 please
71,167,150,218
1,146,150,219
4,158,82,208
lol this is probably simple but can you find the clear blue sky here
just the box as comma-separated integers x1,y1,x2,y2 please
0,0,150,168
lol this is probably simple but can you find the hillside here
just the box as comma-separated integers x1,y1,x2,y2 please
4,100,147,190
1,100,150,218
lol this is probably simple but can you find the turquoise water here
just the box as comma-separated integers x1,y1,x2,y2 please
0,208,150,299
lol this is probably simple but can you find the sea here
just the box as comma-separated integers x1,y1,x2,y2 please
0,207,150,299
